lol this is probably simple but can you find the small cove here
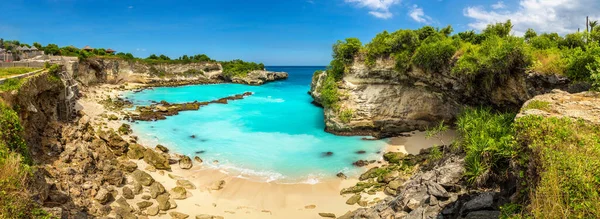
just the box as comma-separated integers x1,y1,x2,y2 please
125,66,388,183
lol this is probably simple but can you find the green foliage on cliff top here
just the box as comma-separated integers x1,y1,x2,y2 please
221,59,265,77
514,115,600,218
0,78,25,92
326,19,600,87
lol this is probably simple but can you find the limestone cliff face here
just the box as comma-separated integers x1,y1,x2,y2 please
67,58,222,86
310,57,580,137
66,58,287,86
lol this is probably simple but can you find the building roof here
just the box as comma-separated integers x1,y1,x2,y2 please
30,46,39,51
17,46,27,51
106,48,116,53
83,45,93,50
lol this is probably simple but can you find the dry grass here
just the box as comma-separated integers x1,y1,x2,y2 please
0,67,39,79
515,116,600,218
0,153,33,218
530,49,567,75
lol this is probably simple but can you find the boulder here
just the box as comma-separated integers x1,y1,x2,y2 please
94,188,111,204
133,182,143,195
179,155,193,169
114,206,136,219
318,213,336,218
156,194,171,210
131,170,154,186
149,182,166,198
346,194,361,205
176,180,197,189
122,187,134,199
118,161,138,172
336,172,347,179
156,144,169,153
115,197,133,212
127,144,145,159
146,206,159,216
460,193,494,214
194,156,203,163
143,148,171,170
136,201,153,210
169,212,190,219
170,186,187,200
209,180,225,190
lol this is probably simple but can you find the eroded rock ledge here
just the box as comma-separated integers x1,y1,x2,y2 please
129,92,253,121
229,70,289,85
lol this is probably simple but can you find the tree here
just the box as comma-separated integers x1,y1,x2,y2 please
482,20,513,38
590,20,598,32
416,26,436,41
44,44,60,55
440,25,454,37
457,30,479,44
524,28,537,41
33,42,42,49
147,54,159,59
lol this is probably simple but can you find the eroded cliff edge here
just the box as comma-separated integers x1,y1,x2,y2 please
310,56,586,138
69,58,288,87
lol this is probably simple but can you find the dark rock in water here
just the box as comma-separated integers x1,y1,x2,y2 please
199,139,208,142
336,172,347,179
195,150,206,154
321,152,334,157
361,137,379,141
190,135,196,138
356,150,366,154
353,160,369,167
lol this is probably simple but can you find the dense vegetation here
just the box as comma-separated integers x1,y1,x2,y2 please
220,59,265,77
319,20,600,107
0,102,50,218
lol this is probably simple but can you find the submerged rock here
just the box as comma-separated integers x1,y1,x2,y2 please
321,151,333,157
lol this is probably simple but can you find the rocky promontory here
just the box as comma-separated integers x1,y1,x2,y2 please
309,57,587,138
228,70,289,85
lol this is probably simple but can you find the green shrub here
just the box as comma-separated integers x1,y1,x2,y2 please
365,29,419,64
453,36,532,90
221,59,264,77
0,103,31,164
0,78,25,92
412,38,457,73
560,32,586,49
318,73,340,109
339,109,353,123
456,108,516,185
333,38,362,64
393,51,412,74
564,42,600,81
588,57,600,90
0,67,38,78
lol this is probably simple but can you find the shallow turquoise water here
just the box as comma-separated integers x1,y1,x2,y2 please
125,66,386,183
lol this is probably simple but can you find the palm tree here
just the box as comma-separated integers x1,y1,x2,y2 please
590,20,598,32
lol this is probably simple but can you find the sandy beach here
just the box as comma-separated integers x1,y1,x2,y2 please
78,83,455,218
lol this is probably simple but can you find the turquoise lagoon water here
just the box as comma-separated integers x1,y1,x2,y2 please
125,66,387,183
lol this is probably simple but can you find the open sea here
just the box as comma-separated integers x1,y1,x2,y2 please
124,66,387,183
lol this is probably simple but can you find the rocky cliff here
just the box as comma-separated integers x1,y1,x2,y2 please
310,57,587,138
66,58,288,87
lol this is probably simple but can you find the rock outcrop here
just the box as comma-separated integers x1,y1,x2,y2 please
310,58,587,138
229,70,289,85
66,58,288,87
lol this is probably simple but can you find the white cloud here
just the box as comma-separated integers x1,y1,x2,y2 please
491,1,505,9
128,5,133,9
409,5,432,23
464,0,600,35
369,11,393,19
345,0,401,19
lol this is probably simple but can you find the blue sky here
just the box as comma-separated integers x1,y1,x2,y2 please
1,0,597,65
